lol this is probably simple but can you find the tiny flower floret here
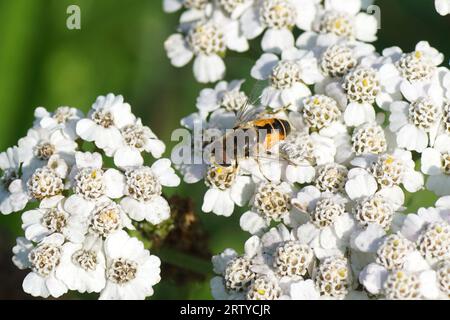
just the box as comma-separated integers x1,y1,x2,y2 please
441,153,450,175
206,165,238,190
343,67,380,104
254,183,291,221
321,45,357,78
315,163,348,193
376,234,414,270
370,155,404,188
314,256,350,299
442,102,450,134
219,0,245,15
436,261,450,298
29,243,61,277
28,168,64,200
281,133,316,165
416,222,450,262
408,98,440,132
383,271,421,300
318,12,354,38
121,123,154,151
303,95,341,130
246,276,282,300
74,168,106,200
35,142,56,161
92,109,115,128
187,22,226,56
270,60,302,90
90,201,122,237
354,195,394,230
310,198,345,228
395,51,436,82
221,90,248,112
260,0,297,30
72,249,98,272
224,256,255,291
273,241,314,277
352,124,387,156
107,258,138,284
42,208,68,234
125,167,162,201
53,106,77,124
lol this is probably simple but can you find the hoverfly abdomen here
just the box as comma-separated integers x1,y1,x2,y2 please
252,118,291,150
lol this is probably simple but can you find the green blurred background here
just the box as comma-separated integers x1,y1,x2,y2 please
0,0,448,299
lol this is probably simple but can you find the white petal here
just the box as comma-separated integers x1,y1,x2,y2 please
23,272,49,298
261,28,294,54
64,195,95,217
344,103,374,127
46,275,68,298
210,276,230,300
426,174,450,196
345,172,377,200
240,211,268,235
435,0,450,15
290,280,320,300
145,139,166,159
419,270,440,299
403,251,430,273
251,53,279,80
152,158,180,187
212,190,235,217
319,227,338,249
240,6,264,39
224,20,249,52
76,119,97,143
193,54,225,83
421,148,443,175
281,83,311,108
144,197,171,224
359,263,388,295
164,34,193,67
354,13,378,42
114,147,144,168
196,88,220,113
202,188,220,213
121,197,147,221
163,0,182,13
351,224,385,253
103,169,125,199
230,176,254,207
389,101,409,132
296,223,320,245
244,235,261,258
397,124,428,152
261,86,283,109
212,248,237,274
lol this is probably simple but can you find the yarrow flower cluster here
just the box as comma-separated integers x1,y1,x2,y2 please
165,0,450,300
164,0,378,83
3,93,180,299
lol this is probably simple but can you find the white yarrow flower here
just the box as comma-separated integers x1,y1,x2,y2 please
100,230,161,300
76,94,136,156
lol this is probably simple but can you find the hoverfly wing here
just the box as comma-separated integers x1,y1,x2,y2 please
234,79,268,128
223,55,270,127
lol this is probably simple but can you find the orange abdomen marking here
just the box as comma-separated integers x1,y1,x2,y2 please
252,118,291,150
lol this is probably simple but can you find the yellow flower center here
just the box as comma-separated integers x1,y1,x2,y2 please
385,157,394,165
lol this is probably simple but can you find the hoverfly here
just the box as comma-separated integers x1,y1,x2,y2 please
206,97,292,169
